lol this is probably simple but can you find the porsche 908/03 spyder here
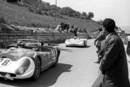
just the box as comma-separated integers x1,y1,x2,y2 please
65,37,87,47
0,39,60,81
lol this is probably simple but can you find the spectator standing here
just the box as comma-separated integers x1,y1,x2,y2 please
74,27,78,36
94,28,106,63
93,18,130,87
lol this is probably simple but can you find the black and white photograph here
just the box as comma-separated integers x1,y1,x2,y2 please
0,0,130,87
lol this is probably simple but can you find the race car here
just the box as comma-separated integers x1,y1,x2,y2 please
0,39,60,81
65,37,87,47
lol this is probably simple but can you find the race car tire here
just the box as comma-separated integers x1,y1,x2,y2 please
66,45,69,47
53,48,60,67
84,41,87,47
31,58,41,81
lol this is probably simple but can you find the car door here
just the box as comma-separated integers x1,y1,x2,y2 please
39,46,52,68
44,47,56,63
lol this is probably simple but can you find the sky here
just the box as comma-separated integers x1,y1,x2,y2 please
42,0,130,28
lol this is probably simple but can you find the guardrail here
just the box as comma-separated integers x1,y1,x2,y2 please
0,32,70,48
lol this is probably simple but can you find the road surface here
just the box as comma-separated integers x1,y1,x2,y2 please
0,39,129,87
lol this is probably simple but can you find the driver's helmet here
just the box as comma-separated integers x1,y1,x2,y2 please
74,36,77,39
17,41,25,48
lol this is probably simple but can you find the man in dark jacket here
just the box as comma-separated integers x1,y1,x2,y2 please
96,18,130,87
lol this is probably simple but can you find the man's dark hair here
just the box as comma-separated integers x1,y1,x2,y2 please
103,18,116,32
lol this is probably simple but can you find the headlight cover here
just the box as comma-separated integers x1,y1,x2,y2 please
15,58,30,75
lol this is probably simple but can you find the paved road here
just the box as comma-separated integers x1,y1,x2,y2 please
0,39,129,87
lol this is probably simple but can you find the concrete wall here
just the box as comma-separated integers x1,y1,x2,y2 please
0,32,72,48
0,32,89,48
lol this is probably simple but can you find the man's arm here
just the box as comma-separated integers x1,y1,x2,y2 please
94,32,105,45
99,37,119,74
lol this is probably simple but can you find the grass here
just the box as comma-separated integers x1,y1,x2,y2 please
0,1,101,33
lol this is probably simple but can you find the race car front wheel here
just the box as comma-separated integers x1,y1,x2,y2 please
31,58,41,81
53,48,60,67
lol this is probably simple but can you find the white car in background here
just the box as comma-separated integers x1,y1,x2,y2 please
65,37,87,47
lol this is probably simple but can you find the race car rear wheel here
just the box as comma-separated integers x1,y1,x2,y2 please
66,45,69,47
31,58,41,81
84,41,87,47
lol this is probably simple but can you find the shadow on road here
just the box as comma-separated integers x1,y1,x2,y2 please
0,63,72,87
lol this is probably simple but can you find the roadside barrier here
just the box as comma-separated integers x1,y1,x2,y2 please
0,32,73,48
0,31,90,48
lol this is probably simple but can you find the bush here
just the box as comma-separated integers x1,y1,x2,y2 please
0,17,7,24
30,23,43,27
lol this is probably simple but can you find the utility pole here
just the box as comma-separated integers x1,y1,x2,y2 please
55,0,57,6
55,0,57,22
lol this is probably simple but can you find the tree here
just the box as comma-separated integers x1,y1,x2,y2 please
87,12,94,20
60,7,75,17
80,12,88,19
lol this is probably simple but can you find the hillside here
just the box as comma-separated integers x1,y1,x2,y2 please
0,0,101,33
